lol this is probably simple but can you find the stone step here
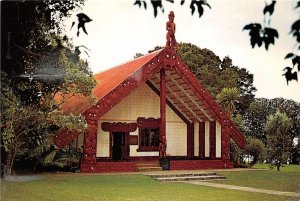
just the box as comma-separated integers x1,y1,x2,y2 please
137,167,163,172
148,172,217,178
136,163,160,167
155,175,226,182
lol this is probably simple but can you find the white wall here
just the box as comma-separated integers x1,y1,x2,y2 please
194,122,199,157
216,121,222,158
204,121,210,157
96,83,187,157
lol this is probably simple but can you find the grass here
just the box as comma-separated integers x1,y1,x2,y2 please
252,163,300,173
1,174,293,201
213,164,300,192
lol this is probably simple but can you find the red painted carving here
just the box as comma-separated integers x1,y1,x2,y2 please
84,106,100,127
160,68,167,158
83,125,97,164
137,117,161,128
159,136,167,158
166,11,178,49
187,123,194,157
164,49,177,70
53,128,80,148
210,121,216,159
101,122,137,132
199,122,205,159
221,127,231,161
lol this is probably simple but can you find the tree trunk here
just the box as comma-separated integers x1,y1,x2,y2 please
5,148,16,176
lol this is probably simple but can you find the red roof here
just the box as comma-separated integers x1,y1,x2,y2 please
58,49,162,115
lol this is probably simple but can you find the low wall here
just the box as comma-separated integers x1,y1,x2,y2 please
81,162,137,173
170,160,233,170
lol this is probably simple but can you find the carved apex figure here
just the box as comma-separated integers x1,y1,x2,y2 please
166,11,178,49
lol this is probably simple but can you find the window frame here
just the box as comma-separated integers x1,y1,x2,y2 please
136,117,161,152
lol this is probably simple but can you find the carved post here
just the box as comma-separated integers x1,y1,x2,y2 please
160,68,167,158
82,107,99,167
210,121,216,159
199,122,205,159
221,127,231,162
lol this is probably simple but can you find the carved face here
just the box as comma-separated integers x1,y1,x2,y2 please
86,108,99,126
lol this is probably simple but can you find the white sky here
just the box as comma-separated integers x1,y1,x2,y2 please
66,0,300,102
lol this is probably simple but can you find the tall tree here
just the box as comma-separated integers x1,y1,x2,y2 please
243,138,266,167
1,1,96,175
265,111,293,170
243,98,300,144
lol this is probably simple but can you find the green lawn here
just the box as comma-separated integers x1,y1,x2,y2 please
214,164,300,192
1,173,296,201
252,163,300,173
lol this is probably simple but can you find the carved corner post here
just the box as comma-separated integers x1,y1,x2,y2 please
221,126,231,162
82,107,99,167
159,68,167,158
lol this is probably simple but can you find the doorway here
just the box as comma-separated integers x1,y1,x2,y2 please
112,132,124,161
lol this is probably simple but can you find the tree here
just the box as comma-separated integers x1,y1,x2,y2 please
1,49,96,175
243,98,300,144
243,138,266,167
265,111,293,171
216,87,240,117
1,1,96,175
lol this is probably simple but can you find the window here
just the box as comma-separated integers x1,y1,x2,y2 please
137,117,160,152
140,128,160,148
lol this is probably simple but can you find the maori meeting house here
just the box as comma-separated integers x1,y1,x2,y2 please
53,12,246,173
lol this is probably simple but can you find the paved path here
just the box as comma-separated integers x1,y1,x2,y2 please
184,181,300,198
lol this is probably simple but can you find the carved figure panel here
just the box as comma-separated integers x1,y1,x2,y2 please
101,122,137,132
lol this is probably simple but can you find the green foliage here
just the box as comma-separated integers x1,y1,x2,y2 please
42,148,81,168
216,87,240,116
265,111,293,170
1,0,95,175
244,138,266,167
243,98,300,143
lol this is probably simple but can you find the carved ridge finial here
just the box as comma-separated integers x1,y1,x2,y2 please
166,11,178,49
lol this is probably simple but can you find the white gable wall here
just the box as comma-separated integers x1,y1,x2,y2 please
96,83,187,157
216,121,222,158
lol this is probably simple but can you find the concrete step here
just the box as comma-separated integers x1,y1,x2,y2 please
155,175,226,182
137,167,163,172
147,172,226,182
148,172,217,178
